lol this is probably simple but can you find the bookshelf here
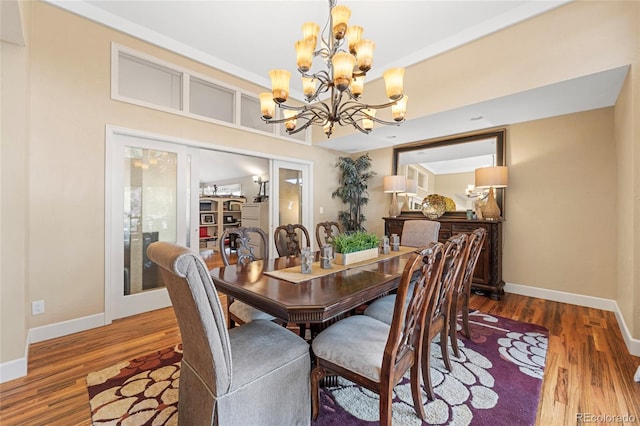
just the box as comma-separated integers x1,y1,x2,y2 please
199,196,245,251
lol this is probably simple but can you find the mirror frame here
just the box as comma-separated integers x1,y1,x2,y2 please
392,128,506,218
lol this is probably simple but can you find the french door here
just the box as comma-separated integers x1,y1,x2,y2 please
271,160,313,252
106,127,199,321
106,127,311,321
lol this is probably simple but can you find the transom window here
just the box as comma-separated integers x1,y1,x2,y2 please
111,43,308,145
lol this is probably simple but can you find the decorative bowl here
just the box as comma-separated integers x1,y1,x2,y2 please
421,194,447,219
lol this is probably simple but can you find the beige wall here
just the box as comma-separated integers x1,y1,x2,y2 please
506,110,616,296
1,0,639,371
0,4,30,364
614,37,640,338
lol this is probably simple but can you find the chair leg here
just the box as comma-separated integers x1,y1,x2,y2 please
422,336,435,400
379,382,393,426
298,322,307,339
410,360,426,420
449,296,461,358
311,366,325,420
440,321,452,371
461,295,471,338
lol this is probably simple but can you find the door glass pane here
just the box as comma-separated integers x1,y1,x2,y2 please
123,147,177,295
278,168,302,225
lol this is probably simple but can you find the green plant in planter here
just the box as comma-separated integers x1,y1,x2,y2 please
332,231,380,254
332,154,376,232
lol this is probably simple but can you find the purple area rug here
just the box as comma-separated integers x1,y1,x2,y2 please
312,311,548,426
86,312,547,426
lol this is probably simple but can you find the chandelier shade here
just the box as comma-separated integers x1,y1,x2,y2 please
260,0,407,138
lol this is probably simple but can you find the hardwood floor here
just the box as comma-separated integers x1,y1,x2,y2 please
1,264,639,424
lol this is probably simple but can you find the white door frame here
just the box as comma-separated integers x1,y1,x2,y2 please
270,160,314,254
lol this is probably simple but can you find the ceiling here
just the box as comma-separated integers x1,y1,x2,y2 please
48,0,628,158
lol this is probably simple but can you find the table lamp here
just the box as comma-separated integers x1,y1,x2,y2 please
474,166,508,220
400,178,417,212
383,175,406,218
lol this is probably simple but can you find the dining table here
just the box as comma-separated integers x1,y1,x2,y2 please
209,246,417,325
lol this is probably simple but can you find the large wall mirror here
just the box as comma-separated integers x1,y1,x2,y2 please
393,128,506,216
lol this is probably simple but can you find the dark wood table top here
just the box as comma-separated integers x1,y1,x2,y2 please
210,252,413,324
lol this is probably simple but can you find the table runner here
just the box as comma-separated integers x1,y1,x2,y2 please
263,245,416,283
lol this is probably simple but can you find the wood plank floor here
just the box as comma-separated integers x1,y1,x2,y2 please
1,257,639,425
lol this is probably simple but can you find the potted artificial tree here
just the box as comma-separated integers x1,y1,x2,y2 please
331,154,376,232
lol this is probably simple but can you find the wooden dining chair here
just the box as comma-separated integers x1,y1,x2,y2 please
219,226,276,328
311,242,445,425
401,219,441,247
449,227,486,357
146,241,311,426
315,221,341,249
274,223,311,257
421,232,468,400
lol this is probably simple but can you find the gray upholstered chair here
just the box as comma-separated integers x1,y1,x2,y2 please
449,227,487,357
311,242,445,425
400,219,441,247
315,221,341,249
274,223,311,257
147,241,311,426
219,226,277,328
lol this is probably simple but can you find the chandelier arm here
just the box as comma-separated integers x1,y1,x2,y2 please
337,103,404,127
334,112,372,135
262,104,329,125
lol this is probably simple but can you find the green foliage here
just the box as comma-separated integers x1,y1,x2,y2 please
332,231,380,254
331,154,376,232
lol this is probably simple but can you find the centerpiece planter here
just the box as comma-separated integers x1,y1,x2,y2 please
332,231,380,266
335,247,379,265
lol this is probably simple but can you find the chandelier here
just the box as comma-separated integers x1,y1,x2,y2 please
259,0,407,138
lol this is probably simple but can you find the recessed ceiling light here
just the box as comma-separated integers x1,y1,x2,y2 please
387,135,396,139
470,115,484,121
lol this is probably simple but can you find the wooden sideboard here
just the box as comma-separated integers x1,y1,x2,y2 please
383,213,504,300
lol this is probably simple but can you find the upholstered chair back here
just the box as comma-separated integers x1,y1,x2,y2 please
401,220,441,247
147,242,232,398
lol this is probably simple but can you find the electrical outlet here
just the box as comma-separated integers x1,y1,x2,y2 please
32,300,45,315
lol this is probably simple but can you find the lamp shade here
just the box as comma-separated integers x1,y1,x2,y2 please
475,166,508,188
383,175,406,193
269,69,291,103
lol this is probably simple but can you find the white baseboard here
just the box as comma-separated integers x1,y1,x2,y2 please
28,313,106,344
1,313,106,383
506,282,640,356
0,356,27,384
